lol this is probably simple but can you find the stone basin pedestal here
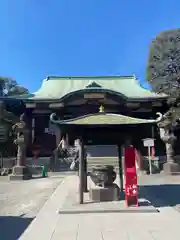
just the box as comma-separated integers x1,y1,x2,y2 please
89,165,119,202
9,165,32,180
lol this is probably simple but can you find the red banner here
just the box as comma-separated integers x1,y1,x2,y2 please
151,146,155,158
124,146,138,207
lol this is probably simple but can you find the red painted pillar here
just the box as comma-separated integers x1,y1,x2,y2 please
124,146,138,207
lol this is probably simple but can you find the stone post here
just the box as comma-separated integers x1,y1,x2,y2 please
159,127,180,174
9,113,32,180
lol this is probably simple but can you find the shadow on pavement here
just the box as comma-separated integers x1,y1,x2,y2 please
139,184,180,208
0,216,33,240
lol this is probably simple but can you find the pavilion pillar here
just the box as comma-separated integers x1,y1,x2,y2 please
83,150,88,192
159,126,180,174
55,126,62,146
79,138,84,204
65,132,69,145
31,117,35,144
118,145,123,192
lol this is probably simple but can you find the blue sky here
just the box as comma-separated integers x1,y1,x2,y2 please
0,0,180,92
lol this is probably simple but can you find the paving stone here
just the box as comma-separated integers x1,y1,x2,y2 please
151,230,179,240
19,176,74,240
51,232,77,240
127,230,155,240
102,231,129,240
59,176,158,214
19,175,180,240
77,230,103,240
53,215,80,233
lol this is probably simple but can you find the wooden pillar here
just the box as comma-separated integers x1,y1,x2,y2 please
79,138,84,204
118,145,123,192
65,132,69,145
83,150,88,192
32,117,35,143
55,126,61,146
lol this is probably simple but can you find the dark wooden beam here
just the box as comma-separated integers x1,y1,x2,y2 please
32,109,51,114
83,150,88,193
84,93,105,99
49,103,64,108
126,103,140,108
79,139,84,204
26,103,36,108
118,145,123,192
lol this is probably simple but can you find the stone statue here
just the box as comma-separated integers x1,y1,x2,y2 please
13,114,28,166
158,112,180,174
9,113,32,180
159,127,176,161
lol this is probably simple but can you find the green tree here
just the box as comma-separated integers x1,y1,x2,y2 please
0,77,29,96
147,29,180,96
146,29,180,127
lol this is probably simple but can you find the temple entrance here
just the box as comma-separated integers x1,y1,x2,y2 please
54,125,131,172
50,110,161,204
53,124,151,172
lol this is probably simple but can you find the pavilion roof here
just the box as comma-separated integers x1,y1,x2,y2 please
4,76,167,102
50,112,163,125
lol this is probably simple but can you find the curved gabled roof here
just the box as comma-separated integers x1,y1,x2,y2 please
29,75,167,100
50,112,163,125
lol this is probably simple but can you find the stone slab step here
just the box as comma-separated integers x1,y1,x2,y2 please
58,176,159,215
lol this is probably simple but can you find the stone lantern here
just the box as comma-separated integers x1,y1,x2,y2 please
9,113,32,180
159,122,180,174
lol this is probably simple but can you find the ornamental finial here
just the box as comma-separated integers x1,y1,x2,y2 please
99,105,105,113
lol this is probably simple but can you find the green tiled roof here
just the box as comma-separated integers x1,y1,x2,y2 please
50,112,163,125
28,76,166,100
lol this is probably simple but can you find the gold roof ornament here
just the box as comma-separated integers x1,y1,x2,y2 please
99,105,105,113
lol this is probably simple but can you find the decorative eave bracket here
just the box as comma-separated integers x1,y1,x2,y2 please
50,112,163,126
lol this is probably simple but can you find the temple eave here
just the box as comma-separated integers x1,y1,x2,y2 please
50,112,163,126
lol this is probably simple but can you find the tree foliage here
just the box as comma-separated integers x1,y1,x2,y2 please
0,77,29,96
147,29,180,98
147,29,180,127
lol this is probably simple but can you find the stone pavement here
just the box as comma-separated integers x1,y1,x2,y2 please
20,175,180,240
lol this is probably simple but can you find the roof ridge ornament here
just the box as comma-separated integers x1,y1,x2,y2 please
86,81,102,88
155,112,163,123
99,105,105,113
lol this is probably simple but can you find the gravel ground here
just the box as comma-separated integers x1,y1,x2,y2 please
0,176,63,218
0,175,64,240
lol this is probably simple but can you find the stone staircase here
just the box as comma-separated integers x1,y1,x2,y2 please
86,145,120,173
51,156,119,172
87,157,120,173
52,145,120,172
47,156,120,173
